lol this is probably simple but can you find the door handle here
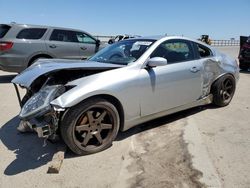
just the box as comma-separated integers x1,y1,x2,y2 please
190,67,200,73
49,44,57,48
80,47,87,50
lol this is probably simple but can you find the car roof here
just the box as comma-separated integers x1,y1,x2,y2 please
137,35,200,43
125,35,216,55
6,22,89,33
129,35,213,48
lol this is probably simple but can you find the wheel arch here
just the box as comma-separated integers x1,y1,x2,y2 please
210,72,236,93
28,53,53,66
61,94,125,132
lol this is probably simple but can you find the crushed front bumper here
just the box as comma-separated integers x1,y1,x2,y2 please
20,118,54,138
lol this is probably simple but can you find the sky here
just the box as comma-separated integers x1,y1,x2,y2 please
0,0,249,40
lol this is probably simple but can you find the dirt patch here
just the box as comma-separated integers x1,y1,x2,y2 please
126,117,205,188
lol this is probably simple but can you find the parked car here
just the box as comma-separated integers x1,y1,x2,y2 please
238,36,250,70
0,23,104,73
108,34,140,44
12,36,239,155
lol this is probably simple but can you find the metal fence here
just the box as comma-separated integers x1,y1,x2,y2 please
94,35,114,42
211,40,240,46
94,35,240,46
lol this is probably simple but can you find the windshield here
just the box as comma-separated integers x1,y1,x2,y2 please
89,39,155,65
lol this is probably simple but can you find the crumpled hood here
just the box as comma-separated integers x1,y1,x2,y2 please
12,59,124,88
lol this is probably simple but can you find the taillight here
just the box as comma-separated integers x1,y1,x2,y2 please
0,41,13,51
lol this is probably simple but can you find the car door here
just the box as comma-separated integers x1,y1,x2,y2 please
76,32,98,59
139,39,203,116
46,29,80,59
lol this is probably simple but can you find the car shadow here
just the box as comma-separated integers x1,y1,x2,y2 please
116,105,208,141
66,104,212,158
2,105,214,164
0,74,17,84
0,116,60,176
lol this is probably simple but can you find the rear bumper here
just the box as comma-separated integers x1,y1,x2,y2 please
0,64,23,72
0,56,26,73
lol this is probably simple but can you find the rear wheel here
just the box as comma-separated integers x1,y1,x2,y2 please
211,74,236,107
28,55,52,66
60,98,120,155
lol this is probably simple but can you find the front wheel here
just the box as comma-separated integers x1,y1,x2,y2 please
211,74,236,107
60,98,120,155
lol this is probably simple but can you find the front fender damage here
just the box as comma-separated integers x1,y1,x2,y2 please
18,108,62,140
12,61,123,139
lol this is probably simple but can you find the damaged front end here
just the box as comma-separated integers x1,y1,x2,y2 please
11,59,124,140
16,84,67,139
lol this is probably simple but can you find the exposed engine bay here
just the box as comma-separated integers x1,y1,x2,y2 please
22,69,105,102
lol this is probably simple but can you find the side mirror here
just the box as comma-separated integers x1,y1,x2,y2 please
147,57,168,68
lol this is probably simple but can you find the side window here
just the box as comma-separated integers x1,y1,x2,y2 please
151,40,194,63
16,28,47,39
196,43,213,58
50,29,78,43
76,32,96,44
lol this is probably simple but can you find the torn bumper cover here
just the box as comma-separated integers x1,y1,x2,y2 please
19,119,53,138
17,85,66,138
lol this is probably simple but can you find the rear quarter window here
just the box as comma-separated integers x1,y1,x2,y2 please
16,28,47,39
196,43,213,58
0,25,11,38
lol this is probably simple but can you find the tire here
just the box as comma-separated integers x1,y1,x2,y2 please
60,98,120,155
28,55,52,66
211,74,236,107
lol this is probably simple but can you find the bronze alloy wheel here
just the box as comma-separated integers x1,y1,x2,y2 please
212,74,236,107
220,78,234,104
73,106,115,151
61,98,120,155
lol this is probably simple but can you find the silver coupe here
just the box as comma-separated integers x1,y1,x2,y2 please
12,36,239,155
